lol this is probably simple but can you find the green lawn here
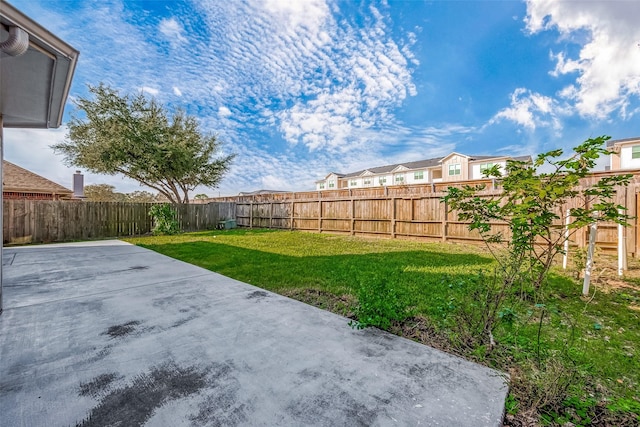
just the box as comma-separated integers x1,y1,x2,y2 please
125,229,640,426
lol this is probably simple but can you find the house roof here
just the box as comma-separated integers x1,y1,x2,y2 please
237,189,291,196
334,154,532,179
1,0,79,128
2,160,72,195
606,137,640,148
341,156,444,178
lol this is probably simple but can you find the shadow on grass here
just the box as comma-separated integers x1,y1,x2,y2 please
137,240,494,317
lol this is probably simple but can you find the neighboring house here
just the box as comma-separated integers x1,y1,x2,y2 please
237,189,292,196
607,137,640,171
3,160,73,200
315,153,531,190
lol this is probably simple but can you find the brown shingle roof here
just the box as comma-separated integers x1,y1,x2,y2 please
3,160,72,196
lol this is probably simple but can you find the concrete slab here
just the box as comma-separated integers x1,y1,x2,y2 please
0,241,508,426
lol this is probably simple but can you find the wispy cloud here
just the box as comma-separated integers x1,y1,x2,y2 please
10,1,447,195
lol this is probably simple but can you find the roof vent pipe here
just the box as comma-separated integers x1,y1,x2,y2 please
1,26,29,56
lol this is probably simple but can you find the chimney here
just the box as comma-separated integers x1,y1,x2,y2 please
73,170,85,198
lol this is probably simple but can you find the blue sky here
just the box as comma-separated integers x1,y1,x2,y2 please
6,0,640,196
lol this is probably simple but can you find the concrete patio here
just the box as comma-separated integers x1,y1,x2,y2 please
0,240,508,426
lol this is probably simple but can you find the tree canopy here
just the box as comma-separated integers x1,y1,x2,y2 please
84,184,166,203
54,84,235,204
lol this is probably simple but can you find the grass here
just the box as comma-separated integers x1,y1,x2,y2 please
125,229,640,426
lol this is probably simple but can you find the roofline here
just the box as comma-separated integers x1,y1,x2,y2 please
3,188,73,194
438,152,469,163
606,137,640,148
2,0,80,128
468,155,512,163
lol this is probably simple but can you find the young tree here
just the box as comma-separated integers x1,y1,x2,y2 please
441,136,632,348
54,84,235,204
443,136,632,292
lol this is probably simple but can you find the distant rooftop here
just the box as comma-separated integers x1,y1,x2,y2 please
3,160,72,196
336,154,532,179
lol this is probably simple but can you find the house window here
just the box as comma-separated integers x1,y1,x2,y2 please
395,175,404,183
319,183,325,189
363,178,372,186
414,171,424,180
632,146,640,159
379,177,387,185
350,180,357,186
328,181,335,188
448,164,461,176
480,163,495,174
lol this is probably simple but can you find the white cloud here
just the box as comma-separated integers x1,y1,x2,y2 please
491,88,563,131
525,0,640,118
218,106,232,118
141,86,159,96
17,0,420,195
158,17,188,47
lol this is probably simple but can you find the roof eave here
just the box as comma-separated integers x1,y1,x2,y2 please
1,0,80,129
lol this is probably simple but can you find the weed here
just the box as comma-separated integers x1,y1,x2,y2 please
349,277,412,330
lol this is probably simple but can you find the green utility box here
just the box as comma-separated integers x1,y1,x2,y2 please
218,219,237,230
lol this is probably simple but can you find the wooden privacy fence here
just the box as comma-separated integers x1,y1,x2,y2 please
232,179,640,257
3,200,236,245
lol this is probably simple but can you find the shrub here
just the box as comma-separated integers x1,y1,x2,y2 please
149,204,180,235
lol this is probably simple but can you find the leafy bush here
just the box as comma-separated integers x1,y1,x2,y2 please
149,204,180,235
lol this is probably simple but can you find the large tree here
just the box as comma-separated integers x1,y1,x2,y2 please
54,84,234,204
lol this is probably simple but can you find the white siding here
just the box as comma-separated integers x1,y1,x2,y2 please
620,145,640,169
377,174,391,186
470,161,506,180
406,170,427,184
393,173,406,185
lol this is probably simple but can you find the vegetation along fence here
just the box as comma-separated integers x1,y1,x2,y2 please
217,172,640,257
3,200,236,245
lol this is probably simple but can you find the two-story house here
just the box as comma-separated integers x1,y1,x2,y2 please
315,153,531,190
607,137,640,171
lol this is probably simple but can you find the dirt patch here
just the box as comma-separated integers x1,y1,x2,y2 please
74,362,209,427
102,321,141,338
388,316,456,356
280,288,357,318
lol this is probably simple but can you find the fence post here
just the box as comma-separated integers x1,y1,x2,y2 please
318,199,322,232
583,215,598,296
391,197,396,238
618,208,627,276
351,198,355,235
290,200,294,230
249,202,253,229
442,198,448,242
269,202,273,229
562,208,570,269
